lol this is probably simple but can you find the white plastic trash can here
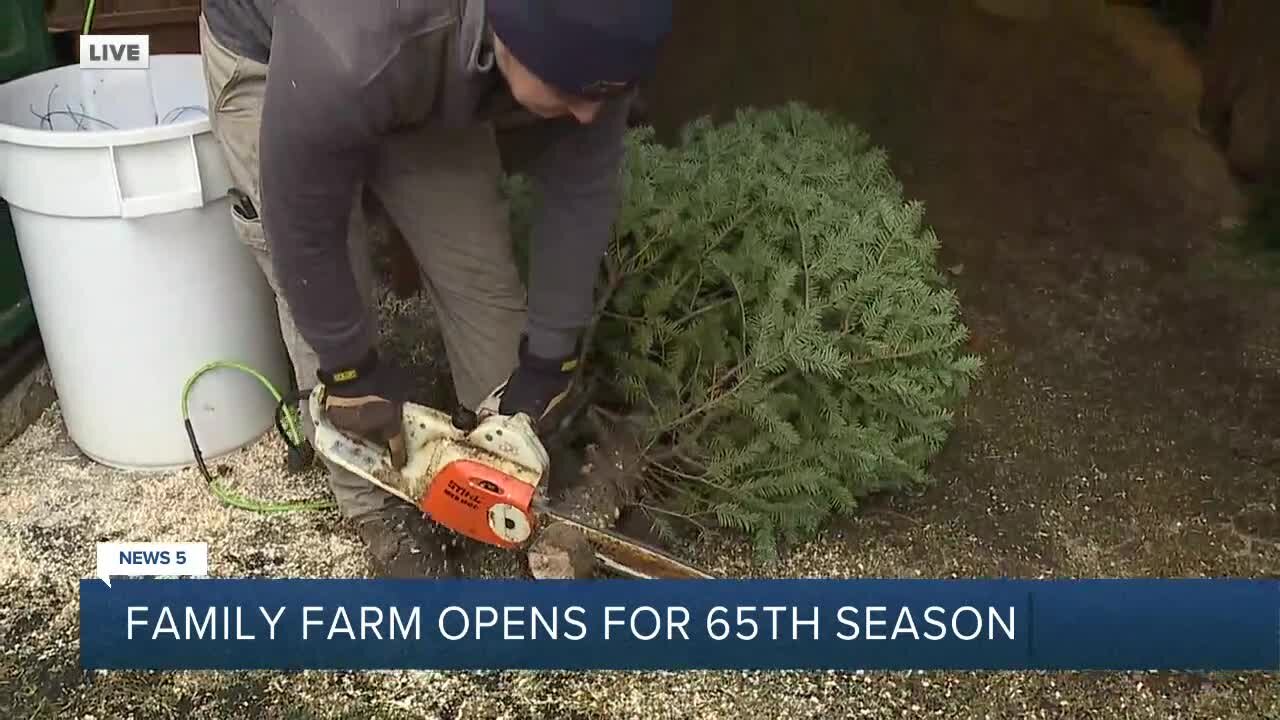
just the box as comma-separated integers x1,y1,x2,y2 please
0,55,292,470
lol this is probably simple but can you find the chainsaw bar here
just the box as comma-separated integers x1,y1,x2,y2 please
534,501,715,579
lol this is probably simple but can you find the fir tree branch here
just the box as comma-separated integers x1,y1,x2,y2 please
725,264,750,350
589,404,625,425
637,501,713,536
645,473,727,525
679,405,724,450
677,343,704,405
676,370,790,451
601,311,646,323
672,295,735,329
658,344,795,434
647,445,710,473
621,226,673,276
650,459,754,502
650,459,710,483
793,209,810,313
686,269,704,316
657,365,753,433
849,340,955,365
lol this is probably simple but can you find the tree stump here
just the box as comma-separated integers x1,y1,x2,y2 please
524,411,652,579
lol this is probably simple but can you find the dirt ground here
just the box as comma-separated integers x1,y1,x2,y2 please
2,2,1278,719
642,0,1280,580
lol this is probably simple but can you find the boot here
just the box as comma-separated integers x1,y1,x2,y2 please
352,504,459,578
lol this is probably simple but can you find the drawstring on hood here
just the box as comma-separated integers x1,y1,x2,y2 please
460,0,495,75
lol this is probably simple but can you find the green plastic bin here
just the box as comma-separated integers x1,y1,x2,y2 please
0,0,56,347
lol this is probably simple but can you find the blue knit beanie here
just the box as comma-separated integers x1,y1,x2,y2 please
486,0,673,99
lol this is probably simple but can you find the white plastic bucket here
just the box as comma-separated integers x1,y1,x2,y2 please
0,55,291,470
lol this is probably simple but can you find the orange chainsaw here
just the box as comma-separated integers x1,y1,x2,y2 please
307,385,712,579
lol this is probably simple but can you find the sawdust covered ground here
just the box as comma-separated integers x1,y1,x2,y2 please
0,399,1275,719
4,3,1280,719
3,394,1275,720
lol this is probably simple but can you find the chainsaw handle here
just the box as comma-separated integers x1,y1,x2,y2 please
465,414,550,478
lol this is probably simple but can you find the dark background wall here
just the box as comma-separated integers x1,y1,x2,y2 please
46,0,200,58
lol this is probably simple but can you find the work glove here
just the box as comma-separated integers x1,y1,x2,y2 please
317,349,411,469
478,335,579,436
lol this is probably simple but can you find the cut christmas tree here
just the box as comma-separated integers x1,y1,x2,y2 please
509,102,981,563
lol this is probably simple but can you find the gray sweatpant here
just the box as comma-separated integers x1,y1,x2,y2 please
200,15,527,519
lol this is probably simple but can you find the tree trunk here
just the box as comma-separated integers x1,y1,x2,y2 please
525,411,651,579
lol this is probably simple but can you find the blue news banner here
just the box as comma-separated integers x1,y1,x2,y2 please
79,579,1278,671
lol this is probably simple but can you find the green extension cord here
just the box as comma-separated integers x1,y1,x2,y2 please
82,0,96,36
182,361,336,514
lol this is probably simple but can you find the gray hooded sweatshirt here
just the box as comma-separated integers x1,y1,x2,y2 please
203,0,627,372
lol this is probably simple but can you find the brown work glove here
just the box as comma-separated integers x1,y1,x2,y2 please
317,349,411,468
